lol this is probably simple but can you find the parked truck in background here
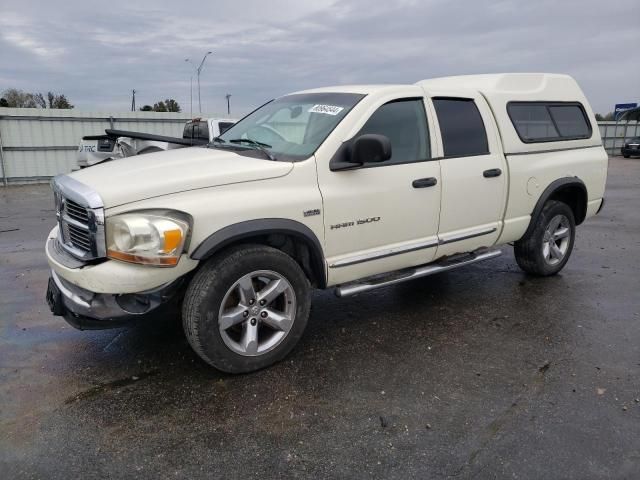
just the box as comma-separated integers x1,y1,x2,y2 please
47,73,607,373
77,117,236,167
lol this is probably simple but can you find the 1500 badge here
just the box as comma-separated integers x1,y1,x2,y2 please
330,217,380,230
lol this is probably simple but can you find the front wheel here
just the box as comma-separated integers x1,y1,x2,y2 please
514,200,576,276
182,245,311,373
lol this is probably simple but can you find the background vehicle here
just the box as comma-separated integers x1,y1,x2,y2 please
77,117,236,167
47,73,607,374
621,137,640,158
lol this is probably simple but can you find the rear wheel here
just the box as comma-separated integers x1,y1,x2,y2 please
182,245,311,373
514,200,576,276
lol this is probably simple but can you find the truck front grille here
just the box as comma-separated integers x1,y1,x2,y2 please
64,199,90,224
52,176,106,261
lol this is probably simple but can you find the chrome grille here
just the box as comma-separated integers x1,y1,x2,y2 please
65,199,90,224
52,175,106,261
66,223,92,250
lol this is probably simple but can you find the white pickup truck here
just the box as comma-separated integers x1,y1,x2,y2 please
46,73,607,373
77,117,236,167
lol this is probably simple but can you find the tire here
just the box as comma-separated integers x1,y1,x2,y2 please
514,200,576,276
623,154,630,158
182,244,311,373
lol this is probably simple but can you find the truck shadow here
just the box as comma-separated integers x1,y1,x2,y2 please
63,259,572,407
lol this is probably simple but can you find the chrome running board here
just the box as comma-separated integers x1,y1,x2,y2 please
334,249,502,297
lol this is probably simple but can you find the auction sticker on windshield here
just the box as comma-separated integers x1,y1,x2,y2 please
309,104,344,115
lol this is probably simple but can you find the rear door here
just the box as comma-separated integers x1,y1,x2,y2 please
427,92,507,257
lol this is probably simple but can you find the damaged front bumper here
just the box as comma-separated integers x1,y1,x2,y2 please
46,269,182,330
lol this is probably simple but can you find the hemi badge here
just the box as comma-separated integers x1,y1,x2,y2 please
303,209,321,217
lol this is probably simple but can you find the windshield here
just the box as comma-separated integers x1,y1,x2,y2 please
214,92,365,161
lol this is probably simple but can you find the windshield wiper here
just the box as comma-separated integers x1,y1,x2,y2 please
228,138,276,161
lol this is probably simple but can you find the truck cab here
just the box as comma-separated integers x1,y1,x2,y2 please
47,73,607,373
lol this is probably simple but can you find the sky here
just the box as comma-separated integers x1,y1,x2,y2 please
0,0,638,116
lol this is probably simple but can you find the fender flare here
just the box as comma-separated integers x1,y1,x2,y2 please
522,177,587,239
190,218,326,287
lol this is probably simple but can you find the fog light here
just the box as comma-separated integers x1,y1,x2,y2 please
116,293,152,314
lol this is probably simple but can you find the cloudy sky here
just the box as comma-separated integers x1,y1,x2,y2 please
1,0,638,116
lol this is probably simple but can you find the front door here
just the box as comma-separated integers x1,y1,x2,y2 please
318,94,442,285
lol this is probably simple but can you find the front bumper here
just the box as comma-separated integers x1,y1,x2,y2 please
46,269,183,330
45,226,194,330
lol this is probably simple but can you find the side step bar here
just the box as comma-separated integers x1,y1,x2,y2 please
335,249,502,297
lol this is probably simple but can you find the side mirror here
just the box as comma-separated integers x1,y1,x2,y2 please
351,134,392,164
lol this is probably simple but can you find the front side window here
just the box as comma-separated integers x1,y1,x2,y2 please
216,92,365,161
356,98,430,164
507,102,592,143
433,98,489,157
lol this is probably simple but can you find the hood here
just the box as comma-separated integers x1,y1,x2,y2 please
69,147,294,208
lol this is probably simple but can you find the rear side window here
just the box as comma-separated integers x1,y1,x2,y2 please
195,121,209,141
508,102,591,143
218,121,234,134
357,98,430,165
432,98,489,157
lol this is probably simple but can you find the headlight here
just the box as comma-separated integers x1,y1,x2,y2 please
106,210,191,266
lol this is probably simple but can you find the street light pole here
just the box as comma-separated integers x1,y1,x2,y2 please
225,94,231,115
185,51,212,114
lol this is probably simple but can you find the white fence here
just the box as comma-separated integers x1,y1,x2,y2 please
598,121,640,155
0,108,638,185
0,108,230,185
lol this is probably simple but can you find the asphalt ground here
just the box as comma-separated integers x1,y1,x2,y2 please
1,157,639,479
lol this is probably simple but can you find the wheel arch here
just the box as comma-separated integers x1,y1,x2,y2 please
522,177,587,240
190,219,327,288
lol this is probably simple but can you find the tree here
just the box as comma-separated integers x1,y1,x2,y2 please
152,98,181,112
139,105,153,111
164,98,181,112
46,92,73,109
2,88,39,108
152,101,167,112
33,92,46,108
0,98,8,107
595,113,604,121
0,88,73,109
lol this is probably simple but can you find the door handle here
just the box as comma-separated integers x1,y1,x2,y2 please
412,177,438,188
483,168,502,178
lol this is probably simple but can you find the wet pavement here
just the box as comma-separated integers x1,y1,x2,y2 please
1,157,639,479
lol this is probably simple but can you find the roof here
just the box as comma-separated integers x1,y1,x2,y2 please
289,84,410,96
416,73,577,95
292,74,582,99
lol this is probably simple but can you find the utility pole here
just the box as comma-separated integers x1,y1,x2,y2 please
185,51,212,114
225,94,231,115
131,89,136,111
189,75,193,117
